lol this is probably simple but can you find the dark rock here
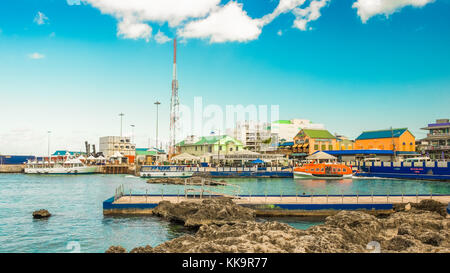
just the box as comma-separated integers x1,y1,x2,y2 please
418,232,445,246
130,245,153,253
32,209,51,219
411,199,447,217
152,198,255,228
105,246,127,253
384,235,417,251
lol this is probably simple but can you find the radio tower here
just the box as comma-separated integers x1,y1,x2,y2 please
169,38,179,157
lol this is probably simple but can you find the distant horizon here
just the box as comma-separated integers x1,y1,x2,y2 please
1,0,449,155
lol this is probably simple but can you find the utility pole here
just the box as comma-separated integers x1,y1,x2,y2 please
47,131,51,163
119,113,125,137
130,124,135,143
169,38,179,157
154,101,161,149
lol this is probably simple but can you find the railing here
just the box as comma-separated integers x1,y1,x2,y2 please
114,184,125,201
184,177,241,199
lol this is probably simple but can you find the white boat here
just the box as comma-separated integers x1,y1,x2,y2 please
140,165,193,178
24,158,98,174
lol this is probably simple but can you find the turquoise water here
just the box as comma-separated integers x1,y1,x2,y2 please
0,174,449,253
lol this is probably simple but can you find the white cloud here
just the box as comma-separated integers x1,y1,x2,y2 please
178,1,262,43
117,18,152,41
292,0,329,31
84,0,220,26
154,30,171,44
28,53,45,59
277,30,283,36
79,0,432,44
34,11,49,25
352,0,435,23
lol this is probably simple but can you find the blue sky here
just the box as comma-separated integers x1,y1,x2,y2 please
0,0,449,155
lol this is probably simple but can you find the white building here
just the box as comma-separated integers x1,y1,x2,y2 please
270,119,325,142
226,121,277,152
99,136,136,158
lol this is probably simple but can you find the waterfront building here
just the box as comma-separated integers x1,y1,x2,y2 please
335,134,355,150
420,119,450,160
292,129,337,157
176,135,243,157
135,147,166,165
270,119,325,142
354,128,415,152
226,121,276,152
99,136,136,163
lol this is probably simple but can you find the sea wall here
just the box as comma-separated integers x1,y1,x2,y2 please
0,165,24,173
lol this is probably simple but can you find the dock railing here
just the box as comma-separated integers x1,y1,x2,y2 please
184,177,241,200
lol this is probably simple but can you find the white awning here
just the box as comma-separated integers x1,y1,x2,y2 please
306,151,337,160
171,153,200,161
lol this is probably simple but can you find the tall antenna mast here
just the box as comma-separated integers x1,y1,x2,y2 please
169,38,179,157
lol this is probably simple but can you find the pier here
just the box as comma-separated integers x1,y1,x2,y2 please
103,193,450,217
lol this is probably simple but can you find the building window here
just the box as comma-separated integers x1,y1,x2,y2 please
314,145,319,150
328,145,333,150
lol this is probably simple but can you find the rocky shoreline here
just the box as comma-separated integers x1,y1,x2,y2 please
106,199,449,253
152,198,255,228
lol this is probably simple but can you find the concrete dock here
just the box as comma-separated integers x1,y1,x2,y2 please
103,194,450,216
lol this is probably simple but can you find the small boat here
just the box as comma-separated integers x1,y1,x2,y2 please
293,163,353,179
140,165,193,178
24,158,98,174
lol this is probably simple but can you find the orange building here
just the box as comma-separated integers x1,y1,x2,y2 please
293,129,338,155
355,128,415,152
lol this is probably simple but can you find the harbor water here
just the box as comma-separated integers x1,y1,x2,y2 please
1,174,449,253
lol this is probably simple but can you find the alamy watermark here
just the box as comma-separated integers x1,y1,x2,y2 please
176,96,280,140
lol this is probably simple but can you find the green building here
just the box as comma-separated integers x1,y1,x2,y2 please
176,135,243,156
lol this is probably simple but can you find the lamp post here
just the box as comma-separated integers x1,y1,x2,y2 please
47,131,51,163
154,101,161,149
119,113,125,137
130,125,135,143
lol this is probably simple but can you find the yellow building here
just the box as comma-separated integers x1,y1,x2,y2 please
293,129,338,155
355,128,415,152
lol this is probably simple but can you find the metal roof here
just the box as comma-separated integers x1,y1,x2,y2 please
322,150,394,155
299,129,336,139
356,128,409,140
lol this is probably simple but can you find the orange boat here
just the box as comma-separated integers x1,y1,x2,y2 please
293,163,353,179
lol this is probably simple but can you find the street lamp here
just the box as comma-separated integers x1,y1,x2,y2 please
47,131,51,163
130,124,135,143
154,101,161,149
119,113,125,137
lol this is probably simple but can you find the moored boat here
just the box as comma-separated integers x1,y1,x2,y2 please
140,165,193,178
293,163,353,179
24,158,98,174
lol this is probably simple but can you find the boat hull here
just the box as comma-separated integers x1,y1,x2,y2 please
140,171,194,178
294,171,353,179
24,166,98,174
